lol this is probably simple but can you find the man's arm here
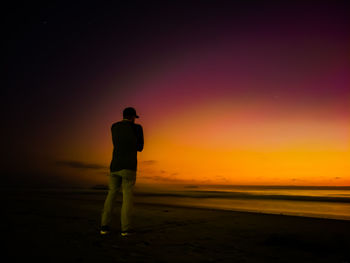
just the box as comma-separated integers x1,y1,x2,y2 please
136,124,144,152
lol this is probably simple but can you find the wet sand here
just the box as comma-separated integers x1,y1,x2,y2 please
4,190,350,262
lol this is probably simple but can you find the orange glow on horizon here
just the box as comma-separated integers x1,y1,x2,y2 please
89,100,349,187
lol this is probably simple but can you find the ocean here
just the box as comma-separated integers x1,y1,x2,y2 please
131,184,350,220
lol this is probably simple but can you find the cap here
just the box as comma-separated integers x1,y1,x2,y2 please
123,107,139,118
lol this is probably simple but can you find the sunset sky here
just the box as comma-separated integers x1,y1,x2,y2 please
5,1,349,187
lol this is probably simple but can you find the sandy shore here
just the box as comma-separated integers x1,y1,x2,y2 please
4,190,350,262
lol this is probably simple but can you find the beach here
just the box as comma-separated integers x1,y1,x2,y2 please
4,189,350,262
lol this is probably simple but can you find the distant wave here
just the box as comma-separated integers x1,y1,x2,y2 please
134,190,350,203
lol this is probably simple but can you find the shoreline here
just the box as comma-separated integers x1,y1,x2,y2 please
134,201,350,222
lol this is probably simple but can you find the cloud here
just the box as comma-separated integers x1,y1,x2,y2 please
55,160,108,170
334,177,341,180
141,175,185,183
141,160,158,165
291,178,306,182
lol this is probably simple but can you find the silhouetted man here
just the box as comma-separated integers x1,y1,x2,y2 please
100,107,144,236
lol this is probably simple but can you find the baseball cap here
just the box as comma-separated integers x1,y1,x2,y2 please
123,107,139,118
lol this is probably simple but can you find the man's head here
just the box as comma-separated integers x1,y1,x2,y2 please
123,107,139,122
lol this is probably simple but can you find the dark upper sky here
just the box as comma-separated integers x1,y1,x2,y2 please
4,1,350,187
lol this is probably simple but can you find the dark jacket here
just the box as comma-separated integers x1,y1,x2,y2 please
109,119,144,172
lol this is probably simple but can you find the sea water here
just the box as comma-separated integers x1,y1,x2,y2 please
132,184,350,220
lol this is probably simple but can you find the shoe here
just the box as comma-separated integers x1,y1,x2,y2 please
120,229,135,237
100,225,111,235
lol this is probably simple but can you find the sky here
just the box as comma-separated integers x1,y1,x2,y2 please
4,0,350,188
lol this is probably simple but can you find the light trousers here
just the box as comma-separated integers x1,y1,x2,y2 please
101,169,136,231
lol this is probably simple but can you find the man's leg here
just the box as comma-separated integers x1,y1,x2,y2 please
120,169,136,232
101,173,122,228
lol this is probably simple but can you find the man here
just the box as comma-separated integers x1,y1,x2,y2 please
100,107,144,236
